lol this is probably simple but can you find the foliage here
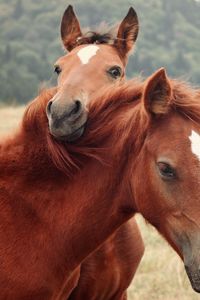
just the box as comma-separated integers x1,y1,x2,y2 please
0,0,200,103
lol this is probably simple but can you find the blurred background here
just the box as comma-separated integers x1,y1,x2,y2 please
1,0,200,104
1,1,200,299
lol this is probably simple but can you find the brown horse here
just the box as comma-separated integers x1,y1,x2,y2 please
0,86,143,299
51,5,143,300
47,67,200,296
47,5,139,141
0,5,143,300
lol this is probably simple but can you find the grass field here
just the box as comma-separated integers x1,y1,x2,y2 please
1,106,199,300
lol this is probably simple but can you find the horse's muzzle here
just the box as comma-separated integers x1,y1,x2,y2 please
185,264,200,293
183,238,200,293
46,99,87,142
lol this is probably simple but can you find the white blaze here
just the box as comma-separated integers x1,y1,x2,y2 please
77,45,99,65
189,130,200,161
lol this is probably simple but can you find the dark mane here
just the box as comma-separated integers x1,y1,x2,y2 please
73,23,121,48
76,31,115,46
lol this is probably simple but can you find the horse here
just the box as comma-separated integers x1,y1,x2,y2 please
0,86,145,299
46,67,200,296
51,5,144,299
48,5,139,141
0,5,143,300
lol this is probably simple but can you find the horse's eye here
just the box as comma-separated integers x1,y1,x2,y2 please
107,66,122,79
54,65,62,75
157,162,176,180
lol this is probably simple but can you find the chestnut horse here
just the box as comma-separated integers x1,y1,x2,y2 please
51,5,143,300
0,4,143,300
50,67,200,295
0,87,143,299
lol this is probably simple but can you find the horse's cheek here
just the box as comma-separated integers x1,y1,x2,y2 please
133,156,153,217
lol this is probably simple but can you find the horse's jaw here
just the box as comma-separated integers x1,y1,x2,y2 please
182,234,200,293
149,214,200,294
184,264,200,293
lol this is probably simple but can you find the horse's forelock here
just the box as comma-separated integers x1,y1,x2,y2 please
74,25,117,48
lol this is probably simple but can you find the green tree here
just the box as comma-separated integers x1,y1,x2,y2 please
13,0,24,19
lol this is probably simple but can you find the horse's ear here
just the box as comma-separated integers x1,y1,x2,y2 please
114,7,139,59
143,68,172,115
61,5,82,52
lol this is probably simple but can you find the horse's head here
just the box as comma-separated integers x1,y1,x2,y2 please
46,5,139,142
133,68,200,292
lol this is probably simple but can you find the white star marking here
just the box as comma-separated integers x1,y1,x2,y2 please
189,130,200,161
77,45,99,65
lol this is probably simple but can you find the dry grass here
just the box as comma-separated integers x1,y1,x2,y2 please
129,216,199,300
0,106,25,134
0,106,199,300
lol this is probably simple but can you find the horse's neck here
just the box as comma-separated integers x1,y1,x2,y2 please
0,100,140,279
0,126,133,276
0,131,56,178
56,102,141,272
61,108,141,271
59,153,134,272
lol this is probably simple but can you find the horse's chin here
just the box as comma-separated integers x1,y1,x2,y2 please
52,124,86,143
64,125,85,142
185,265,200,293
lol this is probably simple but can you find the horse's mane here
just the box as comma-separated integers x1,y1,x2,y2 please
74,23,130,48
67,79,200,172
76,30,115,46
171,80,200,124
46,79,145,176
21,78,200,177
22,87,57,134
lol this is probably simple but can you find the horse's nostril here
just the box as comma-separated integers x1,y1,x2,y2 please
46,100,53,115
70,100,82,116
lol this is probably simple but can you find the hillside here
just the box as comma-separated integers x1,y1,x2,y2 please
0,0,200,103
